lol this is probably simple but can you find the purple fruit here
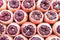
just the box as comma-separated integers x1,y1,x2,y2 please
46,11,57,20
23,0,34,8
0,36,9,40
57,25,60,33
52,1,60,10
40,0,50,10
0,24,4,34
9,0,19,8
15,11,24,22
7,25,18,35
0,11,11,21
31,10,42,20
39,25,50,35
23,25,35,36
31,37,41,40
14,36,24,40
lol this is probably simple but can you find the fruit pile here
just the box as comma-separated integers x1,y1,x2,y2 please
0,0,60,40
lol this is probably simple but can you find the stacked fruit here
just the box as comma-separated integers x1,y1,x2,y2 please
0,0,60,40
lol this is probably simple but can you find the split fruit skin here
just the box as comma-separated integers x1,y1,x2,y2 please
21,22,36,37
7,22,20,37
37,23,52,38
14,34,28,40
14,10,28,24
46,35,60,40
52,21,60,37
29,10,43,24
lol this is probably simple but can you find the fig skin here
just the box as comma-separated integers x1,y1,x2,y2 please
44,10,58,24
21,0,35,12
37,23,52,38
0,0,6,11
52,21,60,37
46,35,60,40
7,22,20,37
29,34,44,40
8,0,21,12
36,0,50,12
29,10,43,24
14,34,28,40
0,34,13,40
0,10,13,25
14,10,28,24
0,23,6,36
21,22,36,37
